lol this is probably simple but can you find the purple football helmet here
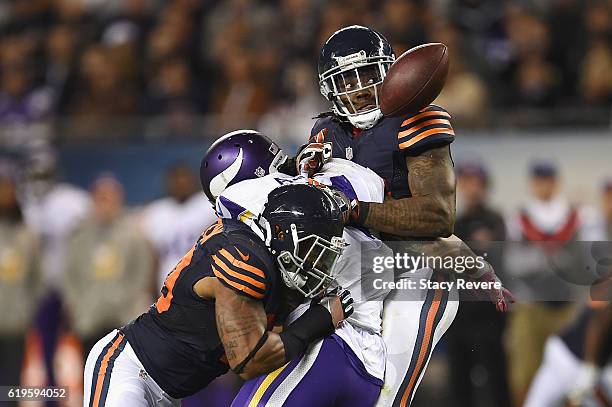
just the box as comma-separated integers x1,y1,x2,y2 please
200,130,287,202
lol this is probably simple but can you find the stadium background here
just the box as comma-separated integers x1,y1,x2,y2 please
0,0,610,406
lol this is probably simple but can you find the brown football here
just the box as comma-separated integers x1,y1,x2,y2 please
380,43,449,117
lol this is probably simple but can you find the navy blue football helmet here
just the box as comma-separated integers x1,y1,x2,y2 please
260,184,346,298
200,130,287,202
318,25,395,129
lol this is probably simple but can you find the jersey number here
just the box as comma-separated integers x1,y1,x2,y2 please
155,220,223,313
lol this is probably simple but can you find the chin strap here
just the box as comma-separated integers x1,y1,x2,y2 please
348,109,383,129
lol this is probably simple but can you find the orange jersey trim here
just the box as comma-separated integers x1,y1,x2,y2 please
218,248,266,279
212,255,266,291
397,118,452,140
398,127,455,150
401,110,451,128
212,264,265,299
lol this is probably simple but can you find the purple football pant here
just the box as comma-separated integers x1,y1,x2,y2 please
231,335,382,407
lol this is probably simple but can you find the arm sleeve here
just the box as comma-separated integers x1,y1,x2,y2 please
211,244,269,300
397,105,455,155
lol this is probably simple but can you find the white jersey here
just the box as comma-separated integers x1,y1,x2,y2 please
141,193,218,285
216,158,384,232
216,158,392,380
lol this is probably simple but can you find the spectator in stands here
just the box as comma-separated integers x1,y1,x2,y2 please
63,173,152,358
0,35,54,148
140,161,216,288
147,2,196,63
434,54,488,126
44,24,80,115
504,7,560,107
504,161,597,407
54,0,88,24
0,159,41,386
578,41,612,106
278,0,321,56
446,161,511,407
211,47,272,130
380,0,428,49
429,21,489,125
583,0,610,42
19,148,90,386
144,57,205,137
258,59,327,150
66,44,139,139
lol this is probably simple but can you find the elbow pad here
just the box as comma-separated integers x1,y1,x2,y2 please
278,304,334,362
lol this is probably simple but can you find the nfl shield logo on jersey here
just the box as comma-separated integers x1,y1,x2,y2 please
345,147,353,160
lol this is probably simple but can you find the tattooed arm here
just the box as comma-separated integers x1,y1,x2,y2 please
362,145,456,237
395,234,492,278
213,279,286,380
210,278,350,380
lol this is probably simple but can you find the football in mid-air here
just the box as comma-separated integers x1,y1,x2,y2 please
380,43,449,117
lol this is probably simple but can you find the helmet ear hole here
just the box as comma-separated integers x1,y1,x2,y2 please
217,154,222,160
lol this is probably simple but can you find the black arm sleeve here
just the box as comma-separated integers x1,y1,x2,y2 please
278,304,334,361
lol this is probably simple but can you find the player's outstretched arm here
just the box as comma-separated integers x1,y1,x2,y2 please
359,145,456,237
211,279,352,380
397,234,514,311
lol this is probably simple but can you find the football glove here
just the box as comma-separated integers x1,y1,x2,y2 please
347,199,369,226
316,287,354,328
295,142,333,178
471,264,515,312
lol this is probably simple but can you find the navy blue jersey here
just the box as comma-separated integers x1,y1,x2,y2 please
123,219,281,399
310,105,455,199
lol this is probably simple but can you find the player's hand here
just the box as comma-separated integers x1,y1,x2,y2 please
295,142,332,177
347,198,370,226
472,265,515,312
317,288,354,328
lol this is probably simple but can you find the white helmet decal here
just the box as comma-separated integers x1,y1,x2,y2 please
209,148,243,199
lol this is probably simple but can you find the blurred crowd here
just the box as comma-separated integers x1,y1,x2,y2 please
0,0,610,148
0,148,610,406
0,0,611,406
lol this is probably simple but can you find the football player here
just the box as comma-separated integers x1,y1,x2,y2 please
200,130,510,407
201,130,392,406
309,25,513,407
83,184,353,407
525,299,612,407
